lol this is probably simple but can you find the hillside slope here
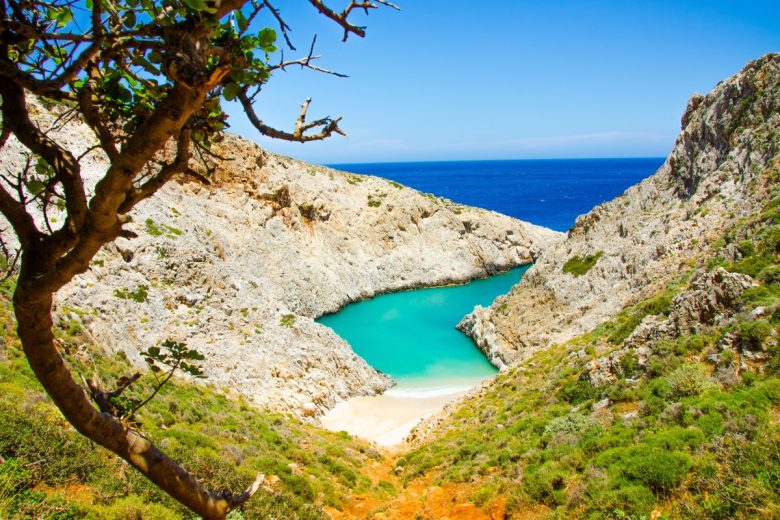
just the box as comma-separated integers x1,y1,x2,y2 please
460,54,780,368
0,110,562,418
360,53,780,520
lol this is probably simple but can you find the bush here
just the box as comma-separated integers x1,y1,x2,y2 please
619,351,639,377
280,314,296,328
735,320,772,349
593,484,656,518
523,462,569,506
543,413,600,438
623,447,691,492
558,380,596,405
754,378,780,404
86,496,180,520
666,364,708,399
562,251,604,277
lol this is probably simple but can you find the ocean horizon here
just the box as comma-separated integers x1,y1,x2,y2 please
330,158,666,232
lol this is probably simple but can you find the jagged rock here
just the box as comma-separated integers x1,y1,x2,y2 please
462,53,780,368
666,268,754,335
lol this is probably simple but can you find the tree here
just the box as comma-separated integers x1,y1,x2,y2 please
0,0,396,517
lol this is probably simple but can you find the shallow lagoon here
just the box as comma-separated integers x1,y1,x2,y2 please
318,266,532,444
317,265,531,392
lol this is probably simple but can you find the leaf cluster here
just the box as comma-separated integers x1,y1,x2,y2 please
143,339,205,378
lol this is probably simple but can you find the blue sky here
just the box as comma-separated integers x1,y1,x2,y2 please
224,1,779,164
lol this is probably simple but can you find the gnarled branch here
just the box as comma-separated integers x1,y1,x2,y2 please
238,92,347,142
307,0,399,41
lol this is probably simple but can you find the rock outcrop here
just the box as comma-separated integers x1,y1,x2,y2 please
0,106,562,417
586,267,755,388
462,53,780,367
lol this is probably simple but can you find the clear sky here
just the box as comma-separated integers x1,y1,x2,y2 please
224,1,780,164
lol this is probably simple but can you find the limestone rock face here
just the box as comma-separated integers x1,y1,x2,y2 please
0,107,562,417
462,53,780,367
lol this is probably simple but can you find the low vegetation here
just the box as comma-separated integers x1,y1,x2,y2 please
562,251,604,276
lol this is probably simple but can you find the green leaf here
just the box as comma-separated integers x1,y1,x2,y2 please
34,160,50,176
257,27,277,53
54,7,73,26
146,346,161,357
123,10,136,28
236,9,249,32
148,51,163,64
183,0,215,12
222,82,241,101
26,180,45,196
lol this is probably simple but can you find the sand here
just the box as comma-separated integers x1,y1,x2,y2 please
319,386,472,446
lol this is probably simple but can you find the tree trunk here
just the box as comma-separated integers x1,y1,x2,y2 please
13,273,248,519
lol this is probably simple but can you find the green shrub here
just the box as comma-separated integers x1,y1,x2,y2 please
735,320,772,349
623,447,691,492
562,251,604,276
738,240,756,257
754,378,780,404
619,351,639,377
676,334,710,355
592,484,655,518
113,285,149,303
523,462,569,506
145,218,163,237
86,495,180,520
558,380,596,404
469,483,499,507
544,413,599,438
666,364,708,399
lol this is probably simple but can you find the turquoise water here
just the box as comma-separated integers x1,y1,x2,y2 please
317,266,531,391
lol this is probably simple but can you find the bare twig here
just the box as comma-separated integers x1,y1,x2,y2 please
261,0,295,50
307,0,399,41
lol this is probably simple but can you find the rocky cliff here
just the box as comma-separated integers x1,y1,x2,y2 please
0,108,562,417
459,53,780,368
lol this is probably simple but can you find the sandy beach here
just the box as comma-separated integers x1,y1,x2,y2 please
320,385,472,446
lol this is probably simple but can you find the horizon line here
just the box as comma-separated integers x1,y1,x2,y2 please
324,156,668,166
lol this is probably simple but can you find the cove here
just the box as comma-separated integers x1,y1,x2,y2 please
318,265,531,394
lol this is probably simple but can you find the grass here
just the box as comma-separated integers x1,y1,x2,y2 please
280,313,296,328
562,251,604,276
113,284,149,303
145,218,184,238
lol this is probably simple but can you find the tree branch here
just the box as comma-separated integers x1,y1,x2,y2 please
118,128,191,214
0,76,89,234
78,77,119,161
307,0,399,41
238,92,347,142
13,289,263,520
261,0,295,50
0,184,38,248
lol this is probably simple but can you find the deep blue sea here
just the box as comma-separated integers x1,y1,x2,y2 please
329,158,665,232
